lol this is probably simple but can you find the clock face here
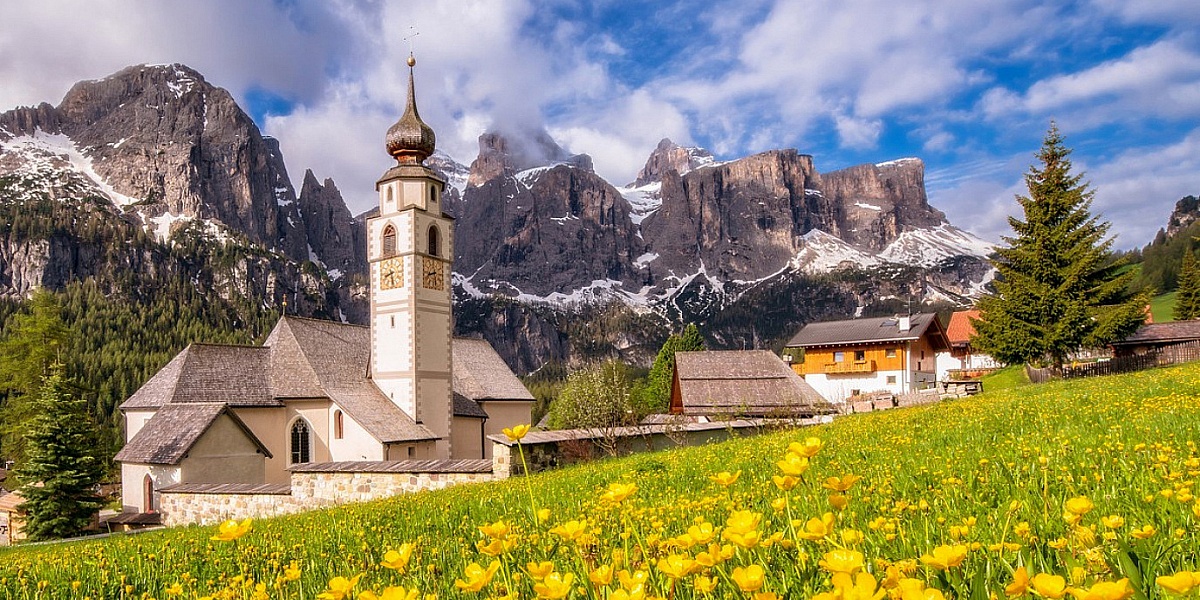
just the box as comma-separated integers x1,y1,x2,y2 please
380,257,403,290
421,256,444,291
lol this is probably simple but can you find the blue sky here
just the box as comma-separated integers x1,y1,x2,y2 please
3,0,1199,248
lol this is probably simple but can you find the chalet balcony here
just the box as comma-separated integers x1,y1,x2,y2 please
823,360,877,374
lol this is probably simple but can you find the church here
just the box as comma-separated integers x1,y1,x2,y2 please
114,56,534,515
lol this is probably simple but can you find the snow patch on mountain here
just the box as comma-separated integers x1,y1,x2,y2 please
0,129,140,206
878,224,993,267
791,229,882,273
619,182,662,225
875,157,921,168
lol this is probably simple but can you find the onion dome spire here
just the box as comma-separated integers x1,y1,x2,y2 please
385,53,436,165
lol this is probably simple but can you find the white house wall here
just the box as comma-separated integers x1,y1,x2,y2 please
328,407,385,461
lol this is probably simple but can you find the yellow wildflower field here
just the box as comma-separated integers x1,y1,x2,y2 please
3,363,1200,599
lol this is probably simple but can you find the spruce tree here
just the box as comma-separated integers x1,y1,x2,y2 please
1174,249,1200,321
0,290,71,462
15,366,105,541
972,125,1147,370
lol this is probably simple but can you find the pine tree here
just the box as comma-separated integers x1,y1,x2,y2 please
1174,249,1200,321
972,125,1147,370
16,366,105,541
0,289,71,462
639,324,705,414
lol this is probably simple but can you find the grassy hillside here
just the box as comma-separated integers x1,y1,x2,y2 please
1151,291,1177,324
4,364,1200,598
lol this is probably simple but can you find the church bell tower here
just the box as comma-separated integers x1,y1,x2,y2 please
368,55,453,459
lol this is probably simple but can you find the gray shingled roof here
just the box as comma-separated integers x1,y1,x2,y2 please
120,344,278,409
786,313,948,351
114,403,272,465
453,338,535,401
453,393,489,418
672,350,833,417
1111,320,1200,346
289,459,492,473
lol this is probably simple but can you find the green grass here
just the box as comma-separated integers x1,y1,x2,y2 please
979,365,1030,392
4,364,1200,598
1151,291,1177,323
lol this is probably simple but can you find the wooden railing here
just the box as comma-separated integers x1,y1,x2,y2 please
823,360,876,374
1025,340,1200,382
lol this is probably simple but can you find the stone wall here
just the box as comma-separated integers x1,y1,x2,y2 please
159,465,495,526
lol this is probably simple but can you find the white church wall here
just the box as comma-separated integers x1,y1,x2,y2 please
179,414,267,484
120,463,180,513
231,407,290,484
289,400,332,464
328,407,384,461
124,409,156,441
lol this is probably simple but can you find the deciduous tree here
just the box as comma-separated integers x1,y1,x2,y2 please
972,125,1147,370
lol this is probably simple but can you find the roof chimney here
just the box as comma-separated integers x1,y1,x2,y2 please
898,315,911,332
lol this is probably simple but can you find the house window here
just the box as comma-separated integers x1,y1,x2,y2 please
850,389,861,397
887,375,897,385
921,350,926,359
834,351,845,362
382,224,397,257
407,446,415,458
333,410,343,440
886,348,897,358
428,225,440,257
290,419,312,464
854,350,866,362
430,187,437,205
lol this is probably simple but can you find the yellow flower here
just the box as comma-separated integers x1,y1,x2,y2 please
1158,571,1198,595
1064,497,1095,516
789,437,824,458
777,453,811,476
618,569,649,591
1130,524,1156,539
502,423,530,441
165,583,184,596
754,593,781,600
380,544,414,571
589,565,614,587
476,537,515,556
772,475,799,491
533,572,574,600
550,520,588,541
732,565,766,592
820,549,865,574
1100,515,1124,529
454,561,500,593
284,561,302,582
1065,579,1133,600
601,482,638,504
798,512,837,541
478,520,510,540
211,518,253,541
317,574,363,600
831,572,885,600
829,493,850,511
823,474,863,492
537,508,551,522
902,589,946,600
610,585,647,600
1006,567,1030,597
709,470,741,486
526,561,555,581
840,528,864,545
1031,574,1067,599
919,545,968,570
656,554,698,579
694,575,718,593
687,521,715,544
695,543,732,567
722,510,761,548
378,587,421,600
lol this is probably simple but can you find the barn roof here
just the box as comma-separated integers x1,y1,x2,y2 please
786,313,948,352
672,350,834,418
114,403,271,465
1111,320,1200,346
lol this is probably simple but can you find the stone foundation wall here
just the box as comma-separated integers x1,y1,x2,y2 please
160,469,495,526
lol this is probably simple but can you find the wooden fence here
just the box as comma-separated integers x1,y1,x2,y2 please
1026,340,1200,383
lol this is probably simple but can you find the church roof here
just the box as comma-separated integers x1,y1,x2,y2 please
121,344,278,409
452,338,535,402
453,393,489,419
114,403,271,465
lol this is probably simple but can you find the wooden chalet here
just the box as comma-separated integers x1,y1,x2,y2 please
784,313,949,403
669,350,833,418
1110,320,1200,357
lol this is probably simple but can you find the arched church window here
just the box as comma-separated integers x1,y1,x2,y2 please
334,410,343,440
143,474,155,513
382,224,397,257
290,419,312,464
428,225,440,257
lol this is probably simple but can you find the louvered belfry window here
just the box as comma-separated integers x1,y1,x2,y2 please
382,224,397,257
427,225,440,257
290,420,312,464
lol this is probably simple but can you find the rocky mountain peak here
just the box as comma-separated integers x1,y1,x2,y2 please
1166,195,1200,238
632,137,714,187
297,170,364,277
466,128,592,187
